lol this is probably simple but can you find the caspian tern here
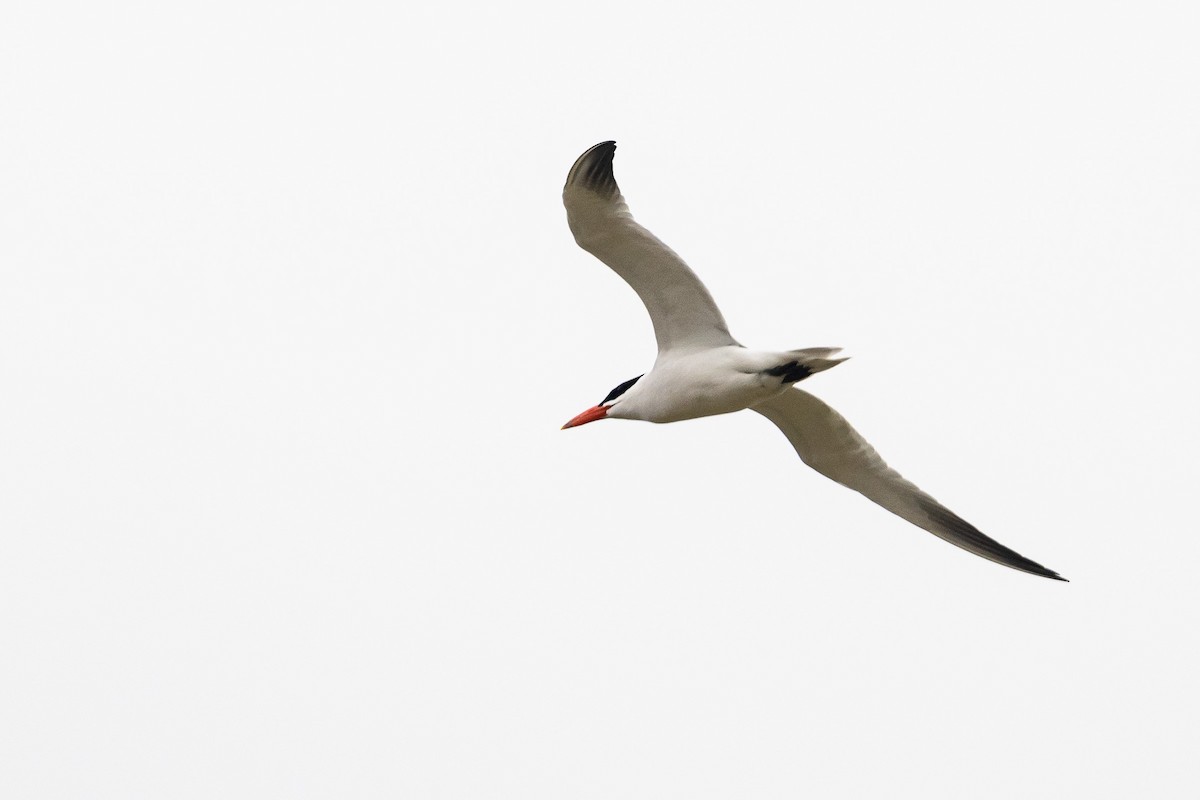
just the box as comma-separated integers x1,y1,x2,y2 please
561,141,1065,581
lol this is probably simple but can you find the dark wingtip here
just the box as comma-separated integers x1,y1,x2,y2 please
916,497,1067,581
1029,567,1069,582
565,141,620,198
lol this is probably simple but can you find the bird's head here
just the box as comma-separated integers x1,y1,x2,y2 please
561,374,643,429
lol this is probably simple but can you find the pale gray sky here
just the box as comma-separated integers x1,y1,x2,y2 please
3,2,1198,798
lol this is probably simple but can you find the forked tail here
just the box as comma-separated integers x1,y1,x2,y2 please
764,348,848,384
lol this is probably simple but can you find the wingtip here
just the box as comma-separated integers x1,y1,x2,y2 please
1028,567,1067,582
1020,561,1067,582
914,497,1067,582
565,141,620,198
1021,561,1067,582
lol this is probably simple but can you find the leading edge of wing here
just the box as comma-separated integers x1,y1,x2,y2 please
562,141,737,353
751,388,1067,581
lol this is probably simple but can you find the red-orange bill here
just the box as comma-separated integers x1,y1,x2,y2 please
561,405,609,429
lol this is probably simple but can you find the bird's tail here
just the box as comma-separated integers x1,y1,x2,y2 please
764,348,848,384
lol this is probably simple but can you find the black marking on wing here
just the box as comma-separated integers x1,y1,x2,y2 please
601,374,643,405
565,141,620,199
764,361,813,384
917,497,1067,581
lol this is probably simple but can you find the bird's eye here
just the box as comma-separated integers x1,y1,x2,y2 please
601,374,643,405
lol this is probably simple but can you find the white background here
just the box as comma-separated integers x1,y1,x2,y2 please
3,2,1198,798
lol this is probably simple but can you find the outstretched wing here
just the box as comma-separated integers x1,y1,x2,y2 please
563,141,737,353
752,388,1065,580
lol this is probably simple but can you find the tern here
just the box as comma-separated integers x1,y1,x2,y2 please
560,141,1065,581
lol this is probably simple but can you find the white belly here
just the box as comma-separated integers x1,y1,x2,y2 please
624,347,789,423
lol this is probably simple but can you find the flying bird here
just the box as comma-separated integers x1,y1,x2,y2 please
560,141,1065,581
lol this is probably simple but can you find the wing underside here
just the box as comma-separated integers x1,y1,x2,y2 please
563,142,737,353
751,388,1066,580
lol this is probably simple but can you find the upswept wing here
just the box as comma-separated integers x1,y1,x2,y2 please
752,388,1065,580
563,141,737,353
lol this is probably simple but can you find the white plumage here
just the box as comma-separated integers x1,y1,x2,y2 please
561,141,1064,581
